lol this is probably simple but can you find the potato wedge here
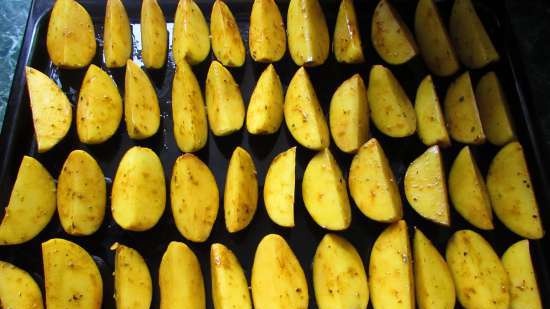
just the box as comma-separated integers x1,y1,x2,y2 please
159,242,205,309
0,156,55,245
313,234,369,309
368,65,416,138
249,0,286,62
287,0,329,66
0,260,44,309
172,60,208,152
414,0,459,76
25,66,72,153
333,0,364,64
205,61,245,136
210,0,245,67
446,230,510,309
404,145,450,225
450,0,499,69
42,238,103,309
448,146,493,229
329,73,369,153
171,153,219,242
348,138,402,222
77,64,123,144
246,64,284,135
476,72,516,145
251,234,308,309
501,240,543,309
104,0,131,68
124,59,160,139
141,0,167,68
211,243,252,309
57,150,106,236
46,0,96,68
415,75,451,147
487,142,544,239
284,67,330,149
263,147,296,228
413,228,455,309
224,147,258,233
371,0,418,65
302,149,351,230
111,146,166,231
112,243,152,309
444,71,485,144
173,0,210,65
369,220,414,309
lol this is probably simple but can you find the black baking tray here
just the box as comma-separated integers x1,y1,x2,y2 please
1,0,549,308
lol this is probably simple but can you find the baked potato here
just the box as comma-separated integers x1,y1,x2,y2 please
141,0,167,68
211,243,252,309
333,0,364,64
263,147,296,228
112,243,152,309
104,0,131,68
249,0,286,62
414,75,451,147
210,0,245,67
287,0,329,66
173,0,210,65
246,64,284,135
0,260,44,309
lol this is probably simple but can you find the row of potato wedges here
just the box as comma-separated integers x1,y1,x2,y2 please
49,0,498,74
0,223,542,309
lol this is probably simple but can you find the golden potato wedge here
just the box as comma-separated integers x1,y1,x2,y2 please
368,65,416,138
173,0,210,66
141,0,167,68
348,138,403,222
329,74,369,153
404,145,450,226
333,0,364,64
0,261,44,309
476,72,516,145
112,243,152,309
111,146,166,231
448,146,493,229
444,71,485,144
172,60,208,152
171,153,219,242
263,147,296,228
77,64,123,144
302,149,351,230
487,142,544,239
104,0,131,68
159,242,205,309
25,66,72,153
313,234,369,309
0,156,55,245
371,0,418,65
211,243,252,309
57,150,106,236
415,75,451,147
413,228,455,309
414,0,459,76
502,240,543,309
450,0,499,69
124,60,160,139
46,0,96,69
249,0,286,62
210,0,245,67
287,0,329,66
205,61,245,136
224,147,258,233
42,238,103,309
446,230,510,309
251,234,308,309
246,64,284,135
369,220,414,309
284,67,330,149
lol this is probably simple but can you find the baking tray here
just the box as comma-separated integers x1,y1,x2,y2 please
0,0,549,308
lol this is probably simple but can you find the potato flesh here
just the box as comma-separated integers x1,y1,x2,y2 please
333,0,364,64
329,74,369,153
141,0,167,68
211,243,252,309
210,0,245,67
113,243,152,309
104,0,131,68
487,142,544,239
25,66,72,153
246,64,284,135
173,0,210,65
415,75,451,147
171,153,219,242
348,138,402,222
249,0,286,62
263,147,296,227
0,156,56,245
0,261,44,309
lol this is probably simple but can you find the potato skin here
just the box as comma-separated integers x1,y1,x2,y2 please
333,0,364,64
210,0,245,67
112,243,153,309
263,147,296,227
141,0,167,68
246,64,284,135
211,243,252,309
104,0,131,68
173,0,210,65
249,0,286,62
0,260,44,309
415,75,451,147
